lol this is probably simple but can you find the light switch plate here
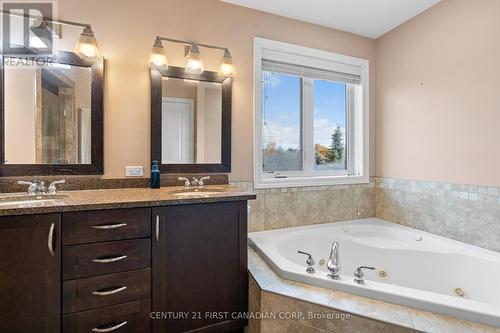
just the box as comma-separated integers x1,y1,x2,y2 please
125,166,144,177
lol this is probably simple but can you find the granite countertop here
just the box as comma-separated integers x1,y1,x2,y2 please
0,185,256,216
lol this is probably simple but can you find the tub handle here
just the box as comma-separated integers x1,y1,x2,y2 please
297,251,315,274
354,266,375,284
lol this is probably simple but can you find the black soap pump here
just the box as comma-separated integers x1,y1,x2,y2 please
151,160,160,189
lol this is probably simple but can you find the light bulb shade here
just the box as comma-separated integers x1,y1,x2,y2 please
149,44,168,68
185,45,204,74
74,27,100,59
218,50,236,77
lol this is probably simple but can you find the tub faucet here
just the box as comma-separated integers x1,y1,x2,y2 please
297,250,315,273
353,266,375,284
327,241,341,280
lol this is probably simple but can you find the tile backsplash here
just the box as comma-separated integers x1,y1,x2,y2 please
231,181,375,232
375,177,500,252
235,177,500,253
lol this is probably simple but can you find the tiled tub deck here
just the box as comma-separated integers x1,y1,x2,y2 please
248,249,499,333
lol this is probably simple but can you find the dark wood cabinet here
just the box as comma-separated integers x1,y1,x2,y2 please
61,209,152,332
62,238,151,280
0,214,61,333
62,208,151,245
0,199,251,333
152,201,248,333
62,299,151,333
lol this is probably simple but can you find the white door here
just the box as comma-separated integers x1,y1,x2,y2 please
161,98,194,163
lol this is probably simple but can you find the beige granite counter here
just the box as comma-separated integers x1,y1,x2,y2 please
0,185,256,216
248,249,499,333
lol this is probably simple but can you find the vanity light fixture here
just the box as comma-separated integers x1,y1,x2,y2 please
218,49,236,77
74,26,100,58
184,44,204,74
0,10,101,59
150,36,236,77
149,38,168,68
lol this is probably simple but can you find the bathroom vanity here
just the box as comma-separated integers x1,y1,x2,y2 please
0,35,244,333
0,186,255,333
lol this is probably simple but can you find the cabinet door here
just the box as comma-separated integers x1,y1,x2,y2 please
152,201,248,333
0,214,61,333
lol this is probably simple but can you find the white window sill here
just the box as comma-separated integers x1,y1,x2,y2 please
254,175,369,189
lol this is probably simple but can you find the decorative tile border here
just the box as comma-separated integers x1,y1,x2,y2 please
374,177,500,203
230,180,375,193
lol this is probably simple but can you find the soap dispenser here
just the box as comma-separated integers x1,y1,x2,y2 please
151,160,160,189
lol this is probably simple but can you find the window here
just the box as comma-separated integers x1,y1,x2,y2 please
254,38,369,188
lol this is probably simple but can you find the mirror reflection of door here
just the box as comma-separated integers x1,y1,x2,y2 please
161,77,222,164
162,98,194,164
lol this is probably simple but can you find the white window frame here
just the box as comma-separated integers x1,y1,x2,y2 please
253,37,369,188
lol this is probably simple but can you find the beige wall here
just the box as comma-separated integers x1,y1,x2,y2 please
58,0,376,180
376,0,500,187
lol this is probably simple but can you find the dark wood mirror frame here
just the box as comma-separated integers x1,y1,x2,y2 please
0,51,104,176
150,66,231,173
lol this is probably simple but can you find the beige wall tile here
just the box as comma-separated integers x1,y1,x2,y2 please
261,319,325,333
257,289,414,333
327,315,414,333
246,183,375,233
353,186,376,219
374,177,500,252
261,291,329,330
328,291,414,330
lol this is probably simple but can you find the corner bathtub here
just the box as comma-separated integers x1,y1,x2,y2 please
248,218,500,327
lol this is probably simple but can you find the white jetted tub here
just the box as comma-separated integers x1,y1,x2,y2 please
249,218,500,327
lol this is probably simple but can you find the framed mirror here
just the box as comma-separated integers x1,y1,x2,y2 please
150,66,231,173
0,51,104,176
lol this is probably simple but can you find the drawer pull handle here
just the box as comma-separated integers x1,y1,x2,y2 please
47,222,55,256
92,255,128,264
155,215,160,243
91,223,128,230
92,321,128,332
91,286,127,296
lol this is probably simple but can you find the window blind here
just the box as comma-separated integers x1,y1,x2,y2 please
262,59,361,85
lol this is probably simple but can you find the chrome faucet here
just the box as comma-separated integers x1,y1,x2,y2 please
327,241,341,280
297,250,315,273
17,180,65,195
178,176,211,189
48,180,66,194
178,177,191,188
17,181,47,195
353,266,375,284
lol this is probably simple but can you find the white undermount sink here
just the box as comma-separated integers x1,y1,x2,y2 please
0,194,67,206
172,188,225,197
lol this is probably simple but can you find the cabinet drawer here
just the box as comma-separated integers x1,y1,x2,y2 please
63,239,151,279
62,208,151,245
62,299,150,333
63,269,151,313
